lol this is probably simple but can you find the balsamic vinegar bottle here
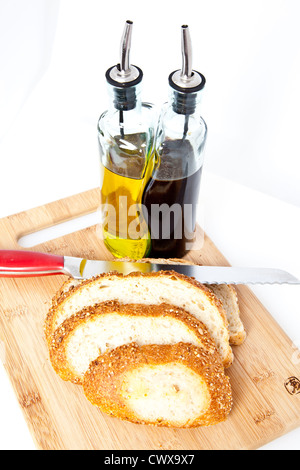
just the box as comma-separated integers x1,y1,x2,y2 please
143,25,207,258
97,20,156,259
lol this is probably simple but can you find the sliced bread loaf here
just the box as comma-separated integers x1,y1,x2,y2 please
49,301,218,384
48,259,245,346
45,271,233,368
83,342,233,428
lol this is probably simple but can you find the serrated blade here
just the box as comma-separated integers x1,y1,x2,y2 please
63,257,300,285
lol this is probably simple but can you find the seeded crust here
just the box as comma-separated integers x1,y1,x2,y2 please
49,301,218,384
83,342,233,428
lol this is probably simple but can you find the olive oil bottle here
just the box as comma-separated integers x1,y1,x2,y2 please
97,21,155,258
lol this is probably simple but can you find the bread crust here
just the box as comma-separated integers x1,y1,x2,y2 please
83,342,233,428
49,301,218,384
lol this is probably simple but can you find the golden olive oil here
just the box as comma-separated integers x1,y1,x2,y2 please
99,133,155,259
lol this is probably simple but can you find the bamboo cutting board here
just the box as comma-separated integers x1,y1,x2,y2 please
0,188,299,450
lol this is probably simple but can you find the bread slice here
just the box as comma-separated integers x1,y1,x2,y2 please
117,257,246,345
45,271,233,368
49,301,218,384
83,342,233,428
137,258,245,345
208,284,246,345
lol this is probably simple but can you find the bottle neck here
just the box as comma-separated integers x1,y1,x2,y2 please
169,88,202,116
107,82,142,113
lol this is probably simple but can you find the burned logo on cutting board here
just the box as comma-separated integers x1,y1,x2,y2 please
284,376,300,395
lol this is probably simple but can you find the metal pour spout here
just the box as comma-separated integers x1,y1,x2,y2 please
107,20,140,84
181,25,193,81
170,24,203,90
119,20,133,74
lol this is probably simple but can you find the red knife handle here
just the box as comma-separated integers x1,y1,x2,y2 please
0,250,65,277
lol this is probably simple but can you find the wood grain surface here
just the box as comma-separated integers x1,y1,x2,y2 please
0,188,299,450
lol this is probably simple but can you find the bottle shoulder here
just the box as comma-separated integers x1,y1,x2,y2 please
157,106,207,142
160,103,206,124
98,102,157,134
99,102,156,119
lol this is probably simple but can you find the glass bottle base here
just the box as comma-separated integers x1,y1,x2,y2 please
103,230,151,260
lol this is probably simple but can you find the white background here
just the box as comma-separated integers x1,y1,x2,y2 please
0,0,299,450
1,0,300,214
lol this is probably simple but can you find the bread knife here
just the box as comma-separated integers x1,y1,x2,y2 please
0,250,299,285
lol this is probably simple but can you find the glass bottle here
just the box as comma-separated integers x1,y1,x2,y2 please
97,20,155,259
142,25,207,258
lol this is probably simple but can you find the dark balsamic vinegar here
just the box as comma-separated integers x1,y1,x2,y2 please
142,24,207,259
142,139,202,258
